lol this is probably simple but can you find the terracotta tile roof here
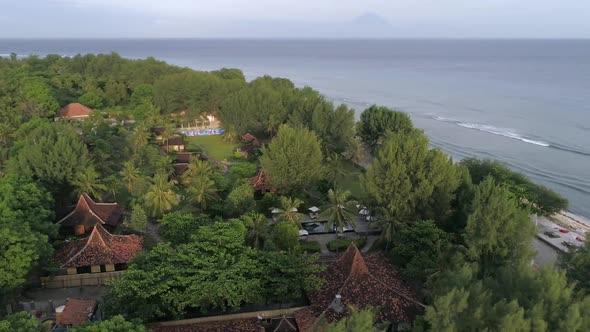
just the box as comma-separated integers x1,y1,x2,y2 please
58,103,93,119
307,245,424,326
57,194,122,229
60,298,97,326
293,308,317,332
148,318,261,332
54,224,143,268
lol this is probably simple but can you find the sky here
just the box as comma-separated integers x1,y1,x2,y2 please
0,0,589,38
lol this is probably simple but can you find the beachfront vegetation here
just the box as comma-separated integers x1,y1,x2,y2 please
363,129,461,247
260,125,323,194
559,242,590,295
0,53,583,331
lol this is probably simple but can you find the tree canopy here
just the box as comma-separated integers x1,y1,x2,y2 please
260,125,323,193
357,105,413,148
461,158,568,216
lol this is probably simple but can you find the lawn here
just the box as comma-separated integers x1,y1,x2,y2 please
186,135,238,161
337,160,366,199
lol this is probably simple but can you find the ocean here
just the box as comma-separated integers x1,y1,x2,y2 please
1,39,589,219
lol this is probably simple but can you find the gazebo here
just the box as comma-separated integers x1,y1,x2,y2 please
308,206,320,219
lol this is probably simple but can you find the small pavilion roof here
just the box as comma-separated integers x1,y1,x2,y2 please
57,194,122,229
241,133,261,146
272,316,298,332
57,103,93,119
173,163,189,176
308,206,320,212
54,224,143,268
60,298,97,326
151,127,166,135
249,169,269,192
175,152,193,164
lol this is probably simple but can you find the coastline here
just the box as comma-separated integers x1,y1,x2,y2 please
545,212,590,236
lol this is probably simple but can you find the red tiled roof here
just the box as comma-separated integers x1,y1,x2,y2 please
57,194,122,229
54,224,143,268
148,318,261,332
60,298,97,326
58,103,93,118
307,245,424,325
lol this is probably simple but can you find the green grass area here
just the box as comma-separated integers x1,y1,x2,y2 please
299,240,321,253
337,160,366,199
186,135,238,161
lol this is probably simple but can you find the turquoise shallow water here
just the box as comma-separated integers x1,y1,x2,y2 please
1,39,589,218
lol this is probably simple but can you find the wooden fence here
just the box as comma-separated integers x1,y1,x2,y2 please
150,306,309,328
41,271,124,288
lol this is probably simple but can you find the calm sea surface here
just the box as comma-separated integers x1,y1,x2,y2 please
1,39,589,218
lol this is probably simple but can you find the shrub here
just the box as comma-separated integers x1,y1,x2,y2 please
327,238,367,252
299,241,321,253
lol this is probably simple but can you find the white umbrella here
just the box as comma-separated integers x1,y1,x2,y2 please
299,230,309,236
271,208,281,214
359,208,369,215
291,207,298,212
308,206,320,212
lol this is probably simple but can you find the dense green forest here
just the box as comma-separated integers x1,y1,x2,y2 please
1,53,587,332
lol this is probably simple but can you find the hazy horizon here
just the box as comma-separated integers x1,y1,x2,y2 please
2,0,590,39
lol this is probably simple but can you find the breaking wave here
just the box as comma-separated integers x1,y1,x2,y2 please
419,113,590,157
455,122,550,147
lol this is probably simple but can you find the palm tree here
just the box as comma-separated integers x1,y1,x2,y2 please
187,176,219,211
155,155,174,177
276,196,306,229
320,189,358,237
182,158,213,185
131,125,150,151
324,153,349,188
222,125,238,143
145,171,179,218
120,161,141,193
243,212,269,249
72,166,108,199
162,123,175,153
373,205,406,251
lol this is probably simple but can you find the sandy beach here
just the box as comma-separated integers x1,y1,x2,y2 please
545,212,590,237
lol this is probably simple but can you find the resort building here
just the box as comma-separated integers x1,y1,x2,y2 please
161,136,188,153
55,103,93,120
57,194,122,235
53,224,143,276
